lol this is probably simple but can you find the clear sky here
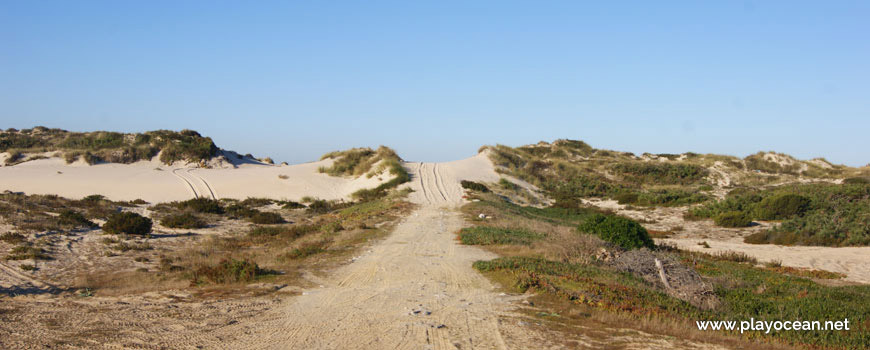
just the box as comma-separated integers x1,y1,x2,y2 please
2,1,868,166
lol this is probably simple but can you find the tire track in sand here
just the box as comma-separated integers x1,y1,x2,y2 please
171,168,200,198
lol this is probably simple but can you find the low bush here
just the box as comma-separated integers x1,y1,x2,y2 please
458,226,543,245
307,199,336,214
279,200,305,209
610,162,709,185
713,211,752,228
57,209,97,228
281,241,328,260
160,213,207,229
176,198,224,214
753,193,811,220
0,232,26,244
248,223,320,240
6,245,52,260
578,214,653,250
248,211,285,225
712,250,758,264
193,258,263,284
460,180,490,193
498,178,519,190
103,212,152,235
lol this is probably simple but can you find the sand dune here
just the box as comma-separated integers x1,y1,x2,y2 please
0,156,389,203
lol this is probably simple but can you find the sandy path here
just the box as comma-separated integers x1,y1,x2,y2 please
213,161,513,349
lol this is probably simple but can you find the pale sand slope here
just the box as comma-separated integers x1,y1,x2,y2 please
661,238,870,284
0,156,387,203
202,158,726,350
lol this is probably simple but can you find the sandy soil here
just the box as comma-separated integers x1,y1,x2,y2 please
0,156,387,203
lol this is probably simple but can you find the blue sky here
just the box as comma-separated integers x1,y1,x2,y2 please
1,1,868,165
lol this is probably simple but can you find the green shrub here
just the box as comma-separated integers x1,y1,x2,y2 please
248,211,285,224
240,197,273,207
843,177,869,184
714,211,753,228
103,212,152,235
754,194,811,220
176,198,224,214
280,201,305,209
458,226,543,245
160,213,207,229
225,203,257,219
698,184,713,191
460,180,490,193
498,178,519,190
614,192,638,204
193,258,263,284
610,162,708,185
57,209,97,228
578,214,653,250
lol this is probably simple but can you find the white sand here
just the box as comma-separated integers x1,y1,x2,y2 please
0,156,388,203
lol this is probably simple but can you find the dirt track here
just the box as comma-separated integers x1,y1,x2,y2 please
209,162,513,349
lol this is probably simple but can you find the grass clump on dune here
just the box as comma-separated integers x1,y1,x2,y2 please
458,226,543,245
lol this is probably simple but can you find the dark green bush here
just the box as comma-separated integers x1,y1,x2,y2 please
754,194,811,220
248,211,285,224
614,192,639,204
176,198,224,214
57,209,97,228
578,214,653,250
280,201,305,209
714,211,753,228
160,213,207,229
103,212,152,235
460,180,490,193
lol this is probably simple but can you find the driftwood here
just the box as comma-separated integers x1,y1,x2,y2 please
655,258,672,290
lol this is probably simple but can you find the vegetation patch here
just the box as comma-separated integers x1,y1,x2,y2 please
192,258,265,284
0,128,220,165
458,226,543,245
578,214,654,250
460,180,490,193
247,211,285,225
160,213,207,229
175,198,224,214
713,211,752,228
690,183,870,246
103,212,152,235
